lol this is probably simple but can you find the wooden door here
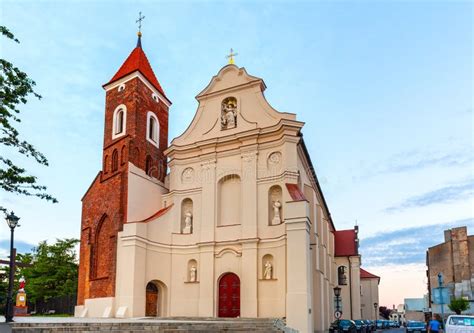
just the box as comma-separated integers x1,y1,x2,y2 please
218,273,240,317
145,282,158,317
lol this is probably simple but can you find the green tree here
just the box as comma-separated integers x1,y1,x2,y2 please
14,239,79,304
448,297,470,315
0,26,57,212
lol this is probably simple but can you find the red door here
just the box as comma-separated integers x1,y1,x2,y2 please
218,273,240,317
145,282,158,317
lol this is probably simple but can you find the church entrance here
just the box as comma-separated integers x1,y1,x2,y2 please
145,282,158,317
218,272,240,318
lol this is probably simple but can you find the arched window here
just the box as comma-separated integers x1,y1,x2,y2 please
146,111,159,147
112,149,119,172
112,104,127,139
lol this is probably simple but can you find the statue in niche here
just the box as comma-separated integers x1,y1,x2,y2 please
221,97,237,130
264,261,273,280
272,200,282,225
183,211,193,234
190,266,197,282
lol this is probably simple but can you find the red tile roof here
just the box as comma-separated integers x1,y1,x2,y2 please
105,45,166,96
334,229,358,257
360,268,380,280
285,183,307,201
129,204,174,223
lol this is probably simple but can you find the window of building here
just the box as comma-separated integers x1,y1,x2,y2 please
112,104,127,139
146,111,159,147
152,93,159,103
118,84,126,92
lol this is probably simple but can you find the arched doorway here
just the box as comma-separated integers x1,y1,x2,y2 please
145,282,158,317
218,272,240,317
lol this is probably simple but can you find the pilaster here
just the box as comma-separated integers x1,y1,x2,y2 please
241,239,258,317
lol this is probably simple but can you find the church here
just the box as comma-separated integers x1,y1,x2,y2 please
75,31,376,332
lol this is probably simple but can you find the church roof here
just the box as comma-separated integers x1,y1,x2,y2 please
360,268,380,280
105,41,166,96
334,229,359,257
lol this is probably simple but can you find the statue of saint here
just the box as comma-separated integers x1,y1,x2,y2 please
221,98,237,129
183,211,192,234
18,276,26,292
190,266,197,282
264,261,273,280
272,200,282,225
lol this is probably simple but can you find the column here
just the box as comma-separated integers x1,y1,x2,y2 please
241,240,258,317
241,151,258,239
198,244,215,316
200,159,216,243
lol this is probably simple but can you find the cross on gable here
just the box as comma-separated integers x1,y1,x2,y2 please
226,48,238,64
136,11,145,33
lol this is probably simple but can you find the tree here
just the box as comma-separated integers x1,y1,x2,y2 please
448,297,469,315
0,26,57,212
17,239,79,304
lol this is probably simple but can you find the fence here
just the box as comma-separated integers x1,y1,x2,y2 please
29,294,77,315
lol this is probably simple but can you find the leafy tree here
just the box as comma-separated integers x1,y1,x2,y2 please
0,26,57,212
448,297,470,315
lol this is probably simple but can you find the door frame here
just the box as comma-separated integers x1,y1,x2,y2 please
144,280,168,317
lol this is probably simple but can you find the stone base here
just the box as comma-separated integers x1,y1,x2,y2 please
13,305,28,316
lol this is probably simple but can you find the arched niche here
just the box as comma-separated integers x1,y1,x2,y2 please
268,185,283,226
262,254,275,280
217,175,241,226
92,214,113,279
187,259,198,282
338,266,348,285
181,198,193,234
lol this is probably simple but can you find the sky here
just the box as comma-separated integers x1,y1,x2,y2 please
0,0,472,307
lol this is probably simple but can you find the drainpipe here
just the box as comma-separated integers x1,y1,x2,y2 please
349,256,353,319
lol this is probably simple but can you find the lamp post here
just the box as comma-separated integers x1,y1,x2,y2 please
438,273,445,329
5,211,20,323
334,286,342,318
374,302,378,321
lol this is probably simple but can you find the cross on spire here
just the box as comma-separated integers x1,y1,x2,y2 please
136,12,145,34
226,48,238,65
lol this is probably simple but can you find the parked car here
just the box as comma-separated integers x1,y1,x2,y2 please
354,320,368,333
406,321,427,333
445,315,474,333
364,320,375,331
376,320,384,329
329,319,358,333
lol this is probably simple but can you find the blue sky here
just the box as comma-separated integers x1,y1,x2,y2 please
1,0,472,306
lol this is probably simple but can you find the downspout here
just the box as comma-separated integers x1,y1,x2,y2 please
349,256,353,319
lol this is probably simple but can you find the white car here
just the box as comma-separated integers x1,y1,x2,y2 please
445,315,474,333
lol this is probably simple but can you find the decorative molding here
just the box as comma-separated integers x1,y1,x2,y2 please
241,151,258,163
215,248,242,258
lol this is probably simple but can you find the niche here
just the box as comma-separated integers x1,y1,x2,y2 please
187,259,198,282
181,198,193,234
268,185,283,226
262,254,275,280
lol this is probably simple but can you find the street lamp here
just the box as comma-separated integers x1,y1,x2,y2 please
334,286,341,297
5,211,20,323
334,286,342,316
374,302,378,321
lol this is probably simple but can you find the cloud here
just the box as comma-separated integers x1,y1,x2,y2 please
385,179,474,213
384,151,474,174
360,218,474,266
0,239,36,259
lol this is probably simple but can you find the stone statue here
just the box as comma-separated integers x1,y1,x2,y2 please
272,200,282,225
264,261,273,280
190,266,197,282
183,211,192,234
221,98,237,130
18,276,26,292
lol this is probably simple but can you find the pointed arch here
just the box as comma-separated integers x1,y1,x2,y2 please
112,104,127,139
112,149,119,172
91,214,113,279
103,155,109,173
146,111,160,147
121,145,126,165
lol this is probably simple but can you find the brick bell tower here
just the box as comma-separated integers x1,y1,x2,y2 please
77,31,171,307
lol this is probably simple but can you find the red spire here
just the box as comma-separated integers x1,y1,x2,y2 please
105,41,166,96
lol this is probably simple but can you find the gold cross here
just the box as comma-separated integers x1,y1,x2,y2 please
226,48,238,65
136,11,145,34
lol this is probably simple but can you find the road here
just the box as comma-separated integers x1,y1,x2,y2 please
377,329,406,333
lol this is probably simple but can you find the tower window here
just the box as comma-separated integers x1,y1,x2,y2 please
118,84,126,92
112,104,127,139
146,111,160,147
112,149,119,172
152,93,159,103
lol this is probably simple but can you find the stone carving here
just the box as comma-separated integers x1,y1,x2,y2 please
242,152,257,163
272,200,282,225
264,261,273,280
268,152,281,166
190,266,197,282
183,211,192,234
181,167,194,183
221,97,237,130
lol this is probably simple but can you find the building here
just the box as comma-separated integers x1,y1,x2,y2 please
404,297,429,322
334,227,362,319
427,226,474,315
75,33,342,332
360,268,380,320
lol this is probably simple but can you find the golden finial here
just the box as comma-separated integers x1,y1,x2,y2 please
226,48,238,65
